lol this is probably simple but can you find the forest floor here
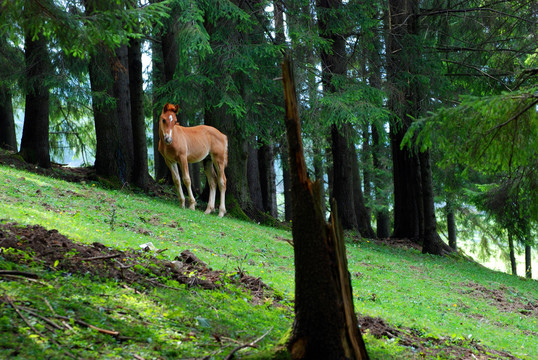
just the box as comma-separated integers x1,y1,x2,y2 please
2,222,528,360
1,149,537,359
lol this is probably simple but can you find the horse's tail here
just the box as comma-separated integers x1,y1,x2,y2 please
223,135,228,168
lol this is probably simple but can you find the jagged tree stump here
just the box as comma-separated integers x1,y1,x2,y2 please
282,54,369,360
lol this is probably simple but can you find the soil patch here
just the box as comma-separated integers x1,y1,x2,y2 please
0,222,274,303
462,282,538,317
358,315,518,359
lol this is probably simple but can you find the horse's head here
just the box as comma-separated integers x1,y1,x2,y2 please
160,103,179,145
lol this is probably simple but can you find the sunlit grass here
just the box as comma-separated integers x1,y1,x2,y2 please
1,164,537,359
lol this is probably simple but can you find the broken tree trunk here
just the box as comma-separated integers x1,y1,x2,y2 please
282,54,369,360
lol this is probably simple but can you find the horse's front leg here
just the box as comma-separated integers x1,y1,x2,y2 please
167,161,186,208
179,158,196,210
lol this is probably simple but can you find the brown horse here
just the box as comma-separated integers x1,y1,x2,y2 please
158,103,228,217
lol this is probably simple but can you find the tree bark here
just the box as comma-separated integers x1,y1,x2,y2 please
20,30,50,168
0,85,17,151
282,54,369,360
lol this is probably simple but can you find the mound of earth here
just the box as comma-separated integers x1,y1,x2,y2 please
358,315,519,359
0,222,272,303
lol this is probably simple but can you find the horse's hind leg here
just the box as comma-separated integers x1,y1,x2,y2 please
203,158,217,214
214,159,227,217
168,161,186,208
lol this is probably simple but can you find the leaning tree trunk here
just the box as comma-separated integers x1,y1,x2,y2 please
0,85,17,151
20,30,50,168
283,54,369,360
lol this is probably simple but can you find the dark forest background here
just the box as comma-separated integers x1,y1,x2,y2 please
0,0,536,276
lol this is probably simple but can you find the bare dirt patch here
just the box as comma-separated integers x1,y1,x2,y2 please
462,282,538,317
358,315,519,359
0,222,274,303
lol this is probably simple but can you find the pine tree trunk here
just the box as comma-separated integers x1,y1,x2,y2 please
151,37,166,181
88,43,134,183
352,147,376,238
420,151,451,255
20,31,50,168
508,234,517,276
128,35,151,190
259,141,278,218
281,139,292,221
525,244,532,279
205,105,253,217
446,203,457,250
0,86,17,151
331,124,358,230
248,140,264,211
371,121,391,239
282,54,369,360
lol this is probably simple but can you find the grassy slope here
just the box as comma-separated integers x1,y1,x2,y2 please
0,164,536,359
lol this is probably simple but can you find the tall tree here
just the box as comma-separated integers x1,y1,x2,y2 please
317,0,358,230
386,0,452,254
128,33,151,190
85,0,134,184
20,27,51,168
0,85,16,151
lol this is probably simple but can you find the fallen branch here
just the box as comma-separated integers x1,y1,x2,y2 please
82,253,121,261
19,306,63,330
223,327,273,360
0,274,51,287
53,315,120,336
0,270,39,278
4,295,43,336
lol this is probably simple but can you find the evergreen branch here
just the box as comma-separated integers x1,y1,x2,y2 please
485,98,538,134
419,6,533,24
441,59,512,90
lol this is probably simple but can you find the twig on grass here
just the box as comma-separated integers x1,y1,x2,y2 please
82,253,121,261
223,327,273,360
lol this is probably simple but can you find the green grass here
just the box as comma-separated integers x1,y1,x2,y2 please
1,164,537,359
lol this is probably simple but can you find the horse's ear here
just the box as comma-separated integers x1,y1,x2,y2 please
162,103,179,114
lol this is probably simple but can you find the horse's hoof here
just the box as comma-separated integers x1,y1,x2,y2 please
204,208,213,214
218,211,226,217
